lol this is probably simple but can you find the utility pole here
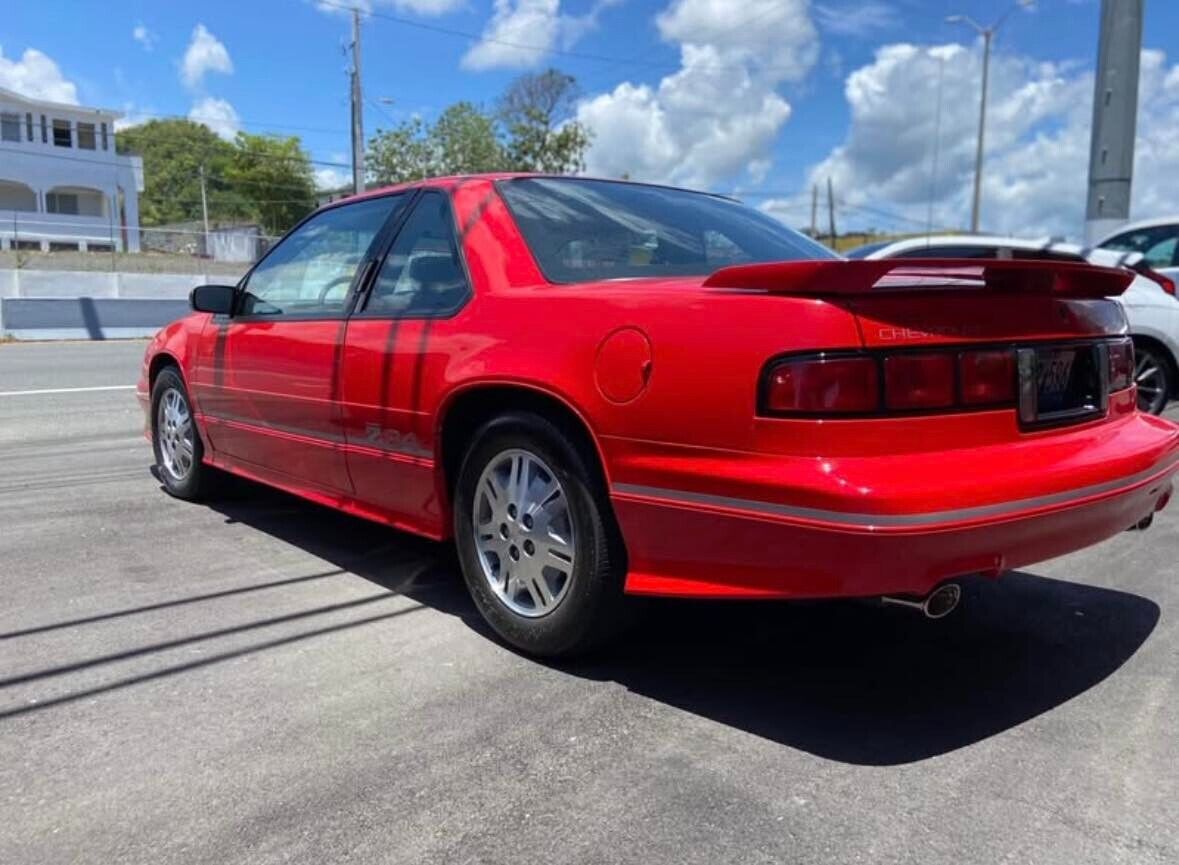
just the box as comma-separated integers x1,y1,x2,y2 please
826,177,837,248
810,184,818,238
350,7,365,195
969,29,991,234
948,1,1032,233
1085,0,1143,243
199,164,210,257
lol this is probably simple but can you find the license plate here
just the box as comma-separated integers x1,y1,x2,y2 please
1018,345,1107,426
1037,349,1077,412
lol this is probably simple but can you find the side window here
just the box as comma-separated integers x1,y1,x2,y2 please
1103,226,1179,267
365,192,469,317
1144,236,1178,269
239,194,406,317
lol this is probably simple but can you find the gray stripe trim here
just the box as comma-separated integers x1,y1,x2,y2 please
205,412,432,461
612,455,1178,528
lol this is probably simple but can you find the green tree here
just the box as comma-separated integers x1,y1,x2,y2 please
367,116,435,186
499,69,591,174
226,132,317,234
433,103,508,176
118,120,316,233
116,119,242,226
367,103,507,186
365,70,592,185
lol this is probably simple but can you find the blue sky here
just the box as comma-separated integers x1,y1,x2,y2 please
4,1,1179,238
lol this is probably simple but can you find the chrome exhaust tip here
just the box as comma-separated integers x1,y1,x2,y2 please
881,582,962,619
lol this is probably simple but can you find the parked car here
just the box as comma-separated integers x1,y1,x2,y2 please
848,234,1179,414
139,177,1179,656
1098,216,1179,286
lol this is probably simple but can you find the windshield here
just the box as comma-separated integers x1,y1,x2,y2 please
498,177,835,283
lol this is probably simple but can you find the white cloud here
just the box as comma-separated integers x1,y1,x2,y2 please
314,165,352,190
132,23,157,51
189,96,241,140
463,0,561,71
181,24,233,89
461,0,622,70
315,0,464,15
0,46,79,104
114,103,158,131
813,2,897,37
760,43,1179,240
576,0,818,188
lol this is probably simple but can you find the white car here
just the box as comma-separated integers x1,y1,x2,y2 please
1097,216,1179,288
846,235,1179,414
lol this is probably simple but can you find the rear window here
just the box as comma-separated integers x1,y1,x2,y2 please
895,245,1085,263
498,177,834,283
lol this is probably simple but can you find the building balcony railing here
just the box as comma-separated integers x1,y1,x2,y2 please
0,210,140,253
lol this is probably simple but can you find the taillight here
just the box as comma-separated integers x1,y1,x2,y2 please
1143,268,1176,297
761,341,1125,417
764,356,879,414
883,353,955,410
1108,339,1134,391
959,349,1016,405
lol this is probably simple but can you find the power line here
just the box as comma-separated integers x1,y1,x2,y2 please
314,0,835,80
315,0,664,69
0,145,350,170
118,109,350,138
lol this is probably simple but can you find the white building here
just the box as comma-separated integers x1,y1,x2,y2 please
0,87,144,253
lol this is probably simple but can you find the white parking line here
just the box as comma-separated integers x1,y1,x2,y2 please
0,385,137,398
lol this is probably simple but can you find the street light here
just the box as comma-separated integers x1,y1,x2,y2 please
948,0,1035,233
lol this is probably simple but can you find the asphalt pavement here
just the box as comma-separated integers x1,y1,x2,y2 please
1,339,1177,864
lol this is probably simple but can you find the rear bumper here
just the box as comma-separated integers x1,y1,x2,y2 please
610,413,1179,599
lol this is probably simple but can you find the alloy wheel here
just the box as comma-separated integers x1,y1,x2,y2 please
1135,348,1169,414
157,388,195,481
472,448,576,617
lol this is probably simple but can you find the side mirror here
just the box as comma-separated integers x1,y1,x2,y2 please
190,284,236,315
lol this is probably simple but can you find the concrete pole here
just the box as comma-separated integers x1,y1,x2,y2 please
1084,0,1144,244
969,29,992,234
351,8,366,194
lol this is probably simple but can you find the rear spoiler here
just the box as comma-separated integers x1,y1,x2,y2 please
703,258,1134,299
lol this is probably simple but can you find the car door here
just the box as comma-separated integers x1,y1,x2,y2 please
339,190,472,532
193,194,407,494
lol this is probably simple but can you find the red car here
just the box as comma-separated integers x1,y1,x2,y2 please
139,175,1179,656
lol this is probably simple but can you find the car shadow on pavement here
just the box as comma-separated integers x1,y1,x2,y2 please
205,478,1160,767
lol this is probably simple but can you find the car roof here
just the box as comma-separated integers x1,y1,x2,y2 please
863,234,1087,259
320,173,736,210
1095,215,1179,244
864,233,1147,270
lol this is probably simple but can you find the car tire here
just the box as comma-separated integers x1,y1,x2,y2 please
151,366,213,500
1133,342,1172,415
453,410,626,657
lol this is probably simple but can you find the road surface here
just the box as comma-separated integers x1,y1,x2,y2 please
1,340,1177,864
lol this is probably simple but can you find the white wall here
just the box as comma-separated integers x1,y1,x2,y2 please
0,269,245,300
0,94,143,252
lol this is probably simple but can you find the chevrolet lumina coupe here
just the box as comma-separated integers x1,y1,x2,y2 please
139,175,1179,656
